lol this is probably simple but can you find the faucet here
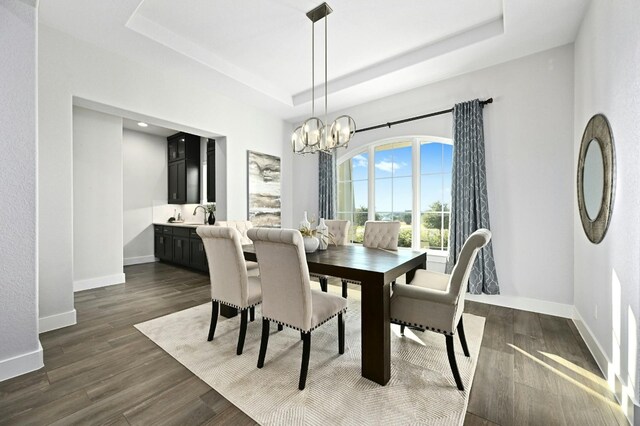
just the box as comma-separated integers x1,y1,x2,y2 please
193,205,207,224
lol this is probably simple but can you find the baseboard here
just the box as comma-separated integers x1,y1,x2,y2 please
73,273,125,292
465,294,573,318
571,307,611,376
573,307,635,425
39,309,77,333
0,342,43,382
123,255,158,266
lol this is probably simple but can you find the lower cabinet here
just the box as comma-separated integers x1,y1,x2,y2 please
154,225,208,272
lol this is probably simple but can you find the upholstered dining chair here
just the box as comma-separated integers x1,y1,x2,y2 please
334,220,402,299
197,226,262,355
215,220,259,276
314,219,351,298
247,228,347,390
389,228,492,391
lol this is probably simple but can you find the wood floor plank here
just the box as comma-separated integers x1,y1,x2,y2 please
467,347,515,425
513,382,567,426
123,376,212,425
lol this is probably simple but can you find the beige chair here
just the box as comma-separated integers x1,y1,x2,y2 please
390,228,492,390
247,228,347,390
215,220,259,276
336,220,402,299
197,226,262,355
314,220,351,297
363,220,401,250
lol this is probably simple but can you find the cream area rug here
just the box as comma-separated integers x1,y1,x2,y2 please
135,286,485,425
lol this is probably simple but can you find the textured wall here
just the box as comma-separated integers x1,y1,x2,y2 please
123,129,167,262
0,0,41,376
573,0,640,406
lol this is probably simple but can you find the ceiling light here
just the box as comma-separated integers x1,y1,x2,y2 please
292,3,356,155
137,122,148,127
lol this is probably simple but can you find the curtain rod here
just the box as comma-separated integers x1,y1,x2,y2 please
355,98,493,134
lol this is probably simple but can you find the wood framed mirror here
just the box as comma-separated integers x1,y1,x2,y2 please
577,114,615,244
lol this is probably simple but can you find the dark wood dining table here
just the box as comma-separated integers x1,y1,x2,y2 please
242,244,427,386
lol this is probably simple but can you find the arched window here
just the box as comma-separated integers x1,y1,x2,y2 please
337,136,452,252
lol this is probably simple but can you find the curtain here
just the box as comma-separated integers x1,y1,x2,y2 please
446,99,500,294
319,151,336,219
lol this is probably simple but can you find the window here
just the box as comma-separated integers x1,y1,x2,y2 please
337,152,368,243
337,137,452,251
374,141,413,247
420,141,452,251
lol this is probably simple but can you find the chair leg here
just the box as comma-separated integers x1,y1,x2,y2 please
277,324,283,331
338,313,345,354
446,335,464,391
250,306,255,322
257,319,270,368
207,300,219,341
341,280,348,298
237,309,248,355
400,324,406,336
320,277,328,292
457,317,470,357
299,332,311,390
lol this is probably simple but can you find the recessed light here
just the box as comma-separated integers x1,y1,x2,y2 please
137,122,148,127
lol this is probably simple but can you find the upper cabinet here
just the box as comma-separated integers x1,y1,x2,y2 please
207,139,216,203
167,132,200,204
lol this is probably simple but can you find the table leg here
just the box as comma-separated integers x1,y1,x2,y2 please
360,278,391,385
405,259,427,284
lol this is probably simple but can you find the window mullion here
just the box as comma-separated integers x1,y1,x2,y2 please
368,145,375,221
412,138,420,250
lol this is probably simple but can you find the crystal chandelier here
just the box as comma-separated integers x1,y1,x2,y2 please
292,3,356,155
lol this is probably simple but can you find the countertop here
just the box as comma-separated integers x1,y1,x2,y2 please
153,222,214,229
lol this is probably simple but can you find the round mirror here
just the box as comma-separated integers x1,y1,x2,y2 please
577,114,615,244
583,139,604,219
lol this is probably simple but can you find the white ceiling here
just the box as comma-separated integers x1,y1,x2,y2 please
40,0,589,121
122,117,177,137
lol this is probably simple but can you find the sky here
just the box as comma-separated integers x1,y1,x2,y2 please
340,142,452,214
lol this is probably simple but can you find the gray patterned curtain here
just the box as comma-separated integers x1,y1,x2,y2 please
446,99,500,294
318,151,336,219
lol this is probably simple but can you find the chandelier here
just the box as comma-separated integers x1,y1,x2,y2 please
292,3,356,155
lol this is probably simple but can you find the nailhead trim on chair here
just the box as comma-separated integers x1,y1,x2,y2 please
390,318,455,336
213,298,261,311
264,307,347,333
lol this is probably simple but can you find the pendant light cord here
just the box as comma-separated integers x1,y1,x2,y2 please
311,20,315,117
324,12,328,140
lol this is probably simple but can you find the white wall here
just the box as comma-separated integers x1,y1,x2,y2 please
573,0,640,415
123,129,167,265
0,0,42,381
293,45,575,314
38,25,291,330
72,107,124,291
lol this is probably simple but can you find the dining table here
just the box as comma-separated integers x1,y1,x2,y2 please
242,244,427,386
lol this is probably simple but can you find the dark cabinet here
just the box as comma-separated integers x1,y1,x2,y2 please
190,237,207,271
154,226,173,261
207,139,216,203
154,225,208,272
167,132,200,204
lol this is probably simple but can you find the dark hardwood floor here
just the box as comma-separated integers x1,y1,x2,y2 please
0,262,626,425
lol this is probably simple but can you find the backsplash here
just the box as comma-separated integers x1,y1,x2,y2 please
152,201,209,224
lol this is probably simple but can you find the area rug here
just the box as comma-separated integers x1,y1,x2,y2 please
135,286,485,425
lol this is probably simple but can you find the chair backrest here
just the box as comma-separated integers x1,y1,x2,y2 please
449,229,492,302
197,226,249,307
325,220,350,245
247,228,312,331
363,221,401,250
215,220,253,245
